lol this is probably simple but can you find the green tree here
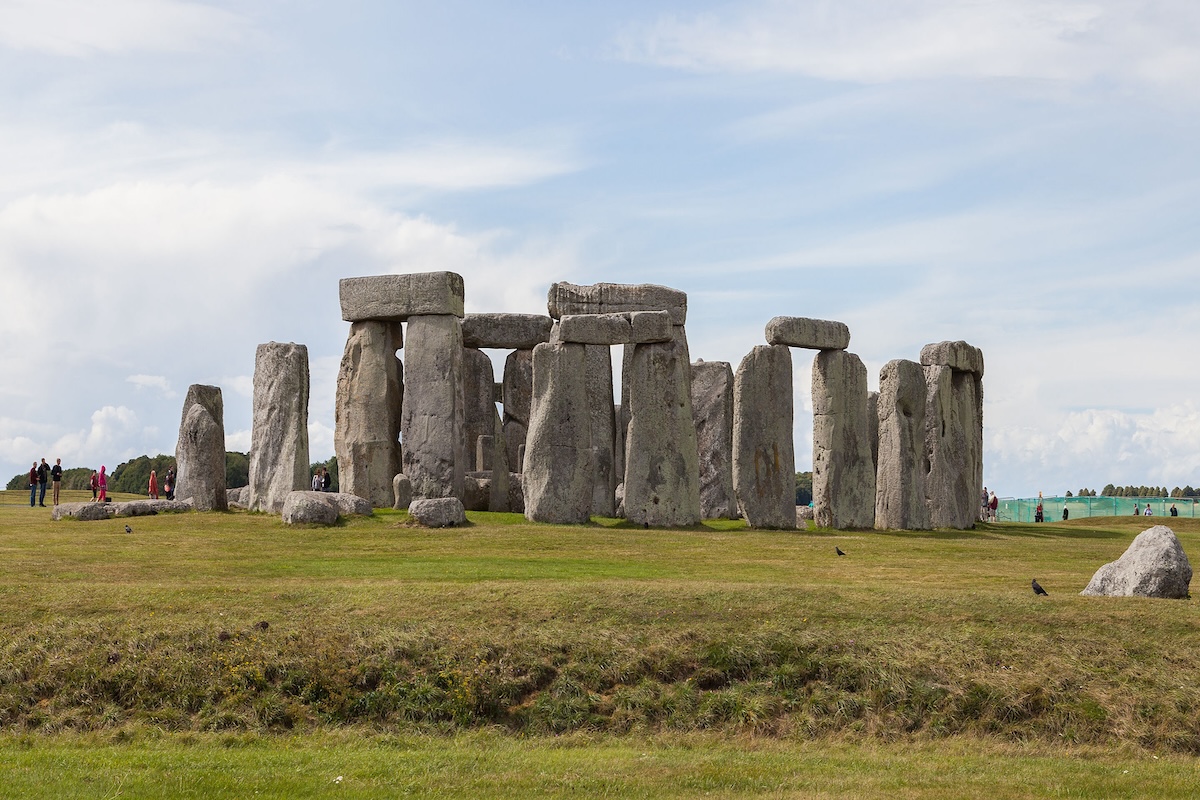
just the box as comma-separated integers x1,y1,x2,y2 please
110,455,177,494
225,452,249,489
794,471,812,506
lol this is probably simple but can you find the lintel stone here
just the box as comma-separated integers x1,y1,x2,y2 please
548,282,687,325
556,311,673,345
765,316,850,350
340,272,465,322
920,340,985,377
462,313,553,350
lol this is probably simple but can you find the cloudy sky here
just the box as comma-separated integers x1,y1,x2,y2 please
2,0,1199,498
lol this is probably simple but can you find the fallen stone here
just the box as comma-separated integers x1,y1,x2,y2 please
1081,526,1193,599
732,345,795,529
691,360,737,519
52,502,112,521
248,341,310,513
920,340,985,377
281,491,340,525
462,313,553,350
548,281,687,325
175,384,228,512
409,497,467,527
401,315,468,500
765,317,850,350
795,505,814,523
339,272,465,322
392,473,413,510
326,492,373,517
522,342,594,524
335,321,404,508
812,350,875,529
226,486,249,507
463,473,490,512
874,360,930,530
112,499,193,517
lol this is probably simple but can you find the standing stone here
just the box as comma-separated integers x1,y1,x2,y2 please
874,360,929,530
502,349,534,472
867,391,879,475
624,338,701,527
402,315,467,501
462,347,509,511
523,342,594,523
335,321,404,508
175,384,227,512
813,350,875,529
691,360,737,519
392,473,412,510
248,342,310,513
586,344,616,517
924,364,983,529
732,346,794,529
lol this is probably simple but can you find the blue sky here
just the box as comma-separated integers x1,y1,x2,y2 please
2,0,1199,498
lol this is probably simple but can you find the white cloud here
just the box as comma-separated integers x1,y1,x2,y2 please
127,374,176,397
225,428,251,453
616,0,1200,93
0,0,249,57
308,420,335,463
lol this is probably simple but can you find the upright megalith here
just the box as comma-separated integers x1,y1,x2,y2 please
732,346,794,529
874,359,929,530
175,384,227,512
921,341,984,530
692,360,737,519
402,314,467,500
335,320,404,508
585,344,617,517
624,338,702,527
248,342,311,513
523,342,594,523
502,349,534,471
462,347,509,511
812,350,875,529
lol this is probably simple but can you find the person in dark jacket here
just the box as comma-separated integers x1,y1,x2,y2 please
28,462,38,507
36,459,50,507
50,458,63,505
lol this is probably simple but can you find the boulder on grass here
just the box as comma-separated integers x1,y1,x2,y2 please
52,502,112,521
327,493,373,517
1080,525,1192,599
281,491,340,525
409,497,467,528
112,499,193,517
392,473,413,510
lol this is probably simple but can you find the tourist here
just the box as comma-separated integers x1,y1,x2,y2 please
989,491,999,522
148,469,158,500
981,487,989,522
89,470,99,500
97,465,108,503
36,458,50,507
322,467,332,492
1144,504,1153,516
1062,505,1069,521
1170,503,1179,517
1133,503,1140,515
28,462,38,507
50,458,62,505
164,467,176,501
1035,499,1044,523
312,469,322,492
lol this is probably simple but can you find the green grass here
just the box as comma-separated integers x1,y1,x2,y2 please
1,494,1198,795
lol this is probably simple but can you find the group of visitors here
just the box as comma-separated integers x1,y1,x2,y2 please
981,487,999,522
1133,503,1180,517
27,458,63,507
311,467,332,492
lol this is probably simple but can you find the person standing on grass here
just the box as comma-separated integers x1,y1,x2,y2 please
50,458,62,505
1144,504,1153,516
97,465,108,503
148,469,158,500
89,470,99,500
36,458,50,507
989,491,998,522
164,467,175,500
28,462,38,507
1170,503,1179,517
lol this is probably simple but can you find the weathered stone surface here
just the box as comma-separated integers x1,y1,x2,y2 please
502,349,534,472
765,317,850,351
796,505,814,523
691,360,737,520
175,384,228,512
226,486,249,508
281,491,339,525
874,360,930,530
613,402,627,488
586,344,616,517
409,497,467,527
463,351,510,511
624,338,702,527
924,364,983,529
462,313,553,350
523,342,594,523
463,473,491,512
339,272,465,322
1081,526,1193,599
556,311,673,345
113,499,193,517
507,473,524,514
335,321,404,508
920,340,985,377
732,345,795,529
327,492,373,517
813,351,875,529
867,391,879,475
248,342,310,513
392,473,412,510
548,282,687,325
52,502,112,521
402,315,468,501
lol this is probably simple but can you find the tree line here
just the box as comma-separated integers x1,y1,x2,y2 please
1067,485,1198,498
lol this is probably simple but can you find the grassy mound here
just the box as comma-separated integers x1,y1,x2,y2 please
0,498,1197,751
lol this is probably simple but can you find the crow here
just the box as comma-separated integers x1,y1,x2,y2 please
835,547,846,556
124,524,132,534
1032,579,1048,596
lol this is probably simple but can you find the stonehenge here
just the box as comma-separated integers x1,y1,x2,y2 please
184,271,985,533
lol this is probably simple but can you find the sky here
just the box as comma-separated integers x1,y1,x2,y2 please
2,0,1199,499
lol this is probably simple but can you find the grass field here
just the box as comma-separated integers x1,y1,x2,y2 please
0,491,1197,797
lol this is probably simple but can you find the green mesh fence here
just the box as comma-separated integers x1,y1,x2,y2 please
997,496,1198,523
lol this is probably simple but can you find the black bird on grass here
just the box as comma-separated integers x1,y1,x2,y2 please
124,524,132,534
835,547,846,556
1032,579,1048,596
